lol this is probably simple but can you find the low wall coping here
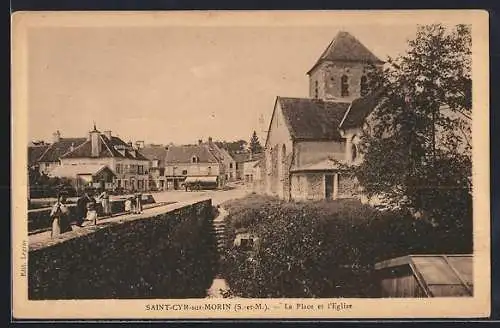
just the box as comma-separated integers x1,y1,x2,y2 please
28,197,212,252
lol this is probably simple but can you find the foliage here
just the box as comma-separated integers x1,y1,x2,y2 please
354,24,472,225
214,139,248,154
220,194,472,298
29,166,77,198
248,130,263,154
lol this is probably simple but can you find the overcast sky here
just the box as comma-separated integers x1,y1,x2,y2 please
27,20,420,145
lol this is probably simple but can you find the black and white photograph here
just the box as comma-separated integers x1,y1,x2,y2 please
12,10,490,319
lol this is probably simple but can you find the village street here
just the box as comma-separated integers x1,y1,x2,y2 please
149,184,251,206
28,184,251,246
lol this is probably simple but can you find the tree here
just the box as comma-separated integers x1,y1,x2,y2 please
355,24,472,231
249,131,263,154
215,140,248,154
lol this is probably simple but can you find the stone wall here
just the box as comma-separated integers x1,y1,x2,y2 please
28,199,217,299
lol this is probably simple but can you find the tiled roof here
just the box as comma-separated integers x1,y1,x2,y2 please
37,138,87,163
28,145,50,166
61,134,149,161
308,31,384,74
140,145,168,164
339,89,384,129
232,152,251,163
218,147,235,162
279,97,350,141
165,144,220,164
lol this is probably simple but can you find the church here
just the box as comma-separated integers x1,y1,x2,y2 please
259,31,384,201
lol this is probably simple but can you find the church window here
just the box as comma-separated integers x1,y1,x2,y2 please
314,81,319,99
341,75,349,97
360,75,368,97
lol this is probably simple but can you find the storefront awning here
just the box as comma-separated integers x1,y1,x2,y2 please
184,176,218,184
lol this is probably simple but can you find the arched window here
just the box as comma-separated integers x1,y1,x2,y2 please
341,75,349,97
360,75,368,97
192,156,198,163
314,81,319,99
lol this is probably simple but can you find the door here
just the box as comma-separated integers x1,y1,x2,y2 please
325,174,334,199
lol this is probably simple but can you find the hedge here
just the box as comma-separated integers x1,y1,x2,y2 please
220,194,472,298
29,200,218,299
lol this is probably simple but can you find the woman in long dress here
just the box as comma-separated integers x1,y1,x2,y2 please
83,193,98,226
50,192,72,238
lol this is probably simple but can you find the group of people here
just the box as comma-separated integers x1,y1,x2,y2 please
49,188,144,238
124,193,143,214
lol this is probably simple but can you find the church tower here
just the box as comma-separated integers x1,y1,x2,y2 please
307,31,384,102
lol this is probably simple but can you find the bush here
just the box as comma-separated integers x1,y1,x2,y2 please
220,194,472,298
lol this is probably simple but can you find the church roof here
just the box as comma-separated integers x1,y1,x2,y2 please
339,88,385,129
307,31,384,74
278,97,350,141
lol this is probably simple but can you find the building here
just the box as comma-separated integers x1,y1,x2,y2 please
164,141,224,190
232,152,250,181
261,31,384,201
140,144,169,191
242,153,264,184
31,130,87,174
48,164,117,191
57,125,150,191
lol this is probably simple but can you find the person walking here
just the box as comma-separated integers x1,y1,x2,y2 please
49,192,72,238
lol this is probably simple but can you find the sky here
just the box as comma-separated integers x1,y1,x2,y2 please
27,19,420,145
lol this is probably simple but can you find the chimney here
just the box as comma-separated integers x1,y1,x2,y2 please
90,125,101,157
198,139,203,145
104,130,112,139
208,137,213,144
52,130,61,143
136,140,145,149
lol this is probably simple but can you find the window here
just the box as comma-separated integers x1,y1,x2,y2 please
341,75,349,97
208,166,212,175
229,163,233,169
116,163,122,174
236,163,239,170
182,170,188,175
360,75,368,97
192,156,199,163
314,80,319,99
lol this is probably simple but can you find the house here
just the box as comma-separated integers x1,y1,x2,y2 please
261,31,384,201
31,130,87,174
164,141,224,190
232,152,251,180
47,164,117,191
218,147,236,182
57,125,150,191
140,144,168,191
242,153,264,184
